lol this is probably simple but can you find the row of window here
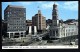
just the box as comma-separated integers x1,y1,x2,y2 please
8,26,26,28
9,14,25,17
8,18,26,20
8,21,26,23
7,29,26,31
66,32,78,36
60,32,78,37
5,11,25,17
8,24,25,26
60,28,77,32
10,8,26,12
66,28,77,32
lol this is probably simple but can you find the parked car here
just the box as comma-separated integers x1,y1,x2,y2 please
70,42,75,45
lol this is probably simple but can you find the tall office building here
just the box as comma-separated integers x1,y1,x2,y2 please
32,10,46,31
4,5,26,38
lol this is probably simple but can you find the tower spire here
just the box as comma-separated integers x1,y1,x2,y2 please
38,6,41,14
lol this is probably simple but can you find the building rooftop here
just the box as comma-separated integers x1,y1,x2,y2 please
63,19,78,24
4,5,25,12
26,20,32,22
8,5,24,8
4,5,24,11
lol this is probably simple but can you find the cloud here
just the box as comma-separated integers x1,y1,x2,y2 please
63,1,78,11
41,1,78,11
18,2,32,5
41,2,59,9
2,2,32,6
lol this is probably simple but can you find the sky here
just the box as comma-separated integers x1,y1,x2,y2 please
2,1,78,21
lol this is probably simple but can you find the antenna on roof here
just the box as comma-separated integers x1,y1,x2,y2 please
37,6,39,12
37,6,41,14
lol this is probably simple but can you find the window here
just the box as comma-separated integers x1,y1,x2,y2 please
8,15,9,17
24,13,26,15
10,12,11,14
8,12,9,14
16,27,17,28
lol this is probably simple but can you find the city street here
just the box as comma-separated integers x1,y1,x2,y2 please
2,34,78,46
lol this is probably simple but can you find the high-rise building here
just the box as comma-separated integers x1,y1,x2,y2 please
4,5,26,38
32,10,46,31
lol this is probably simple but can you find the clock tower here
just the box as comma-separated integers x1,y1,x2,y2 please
52,3,59,27
49,3,60,39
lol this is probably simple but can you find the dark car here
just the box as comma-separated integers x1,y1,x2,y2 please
47,40,53,43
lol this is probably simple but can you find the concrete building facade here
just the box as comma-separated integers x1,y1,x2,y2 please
49,3,78,39
4,5,26,38
59,23,78,38
32,10,46,31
